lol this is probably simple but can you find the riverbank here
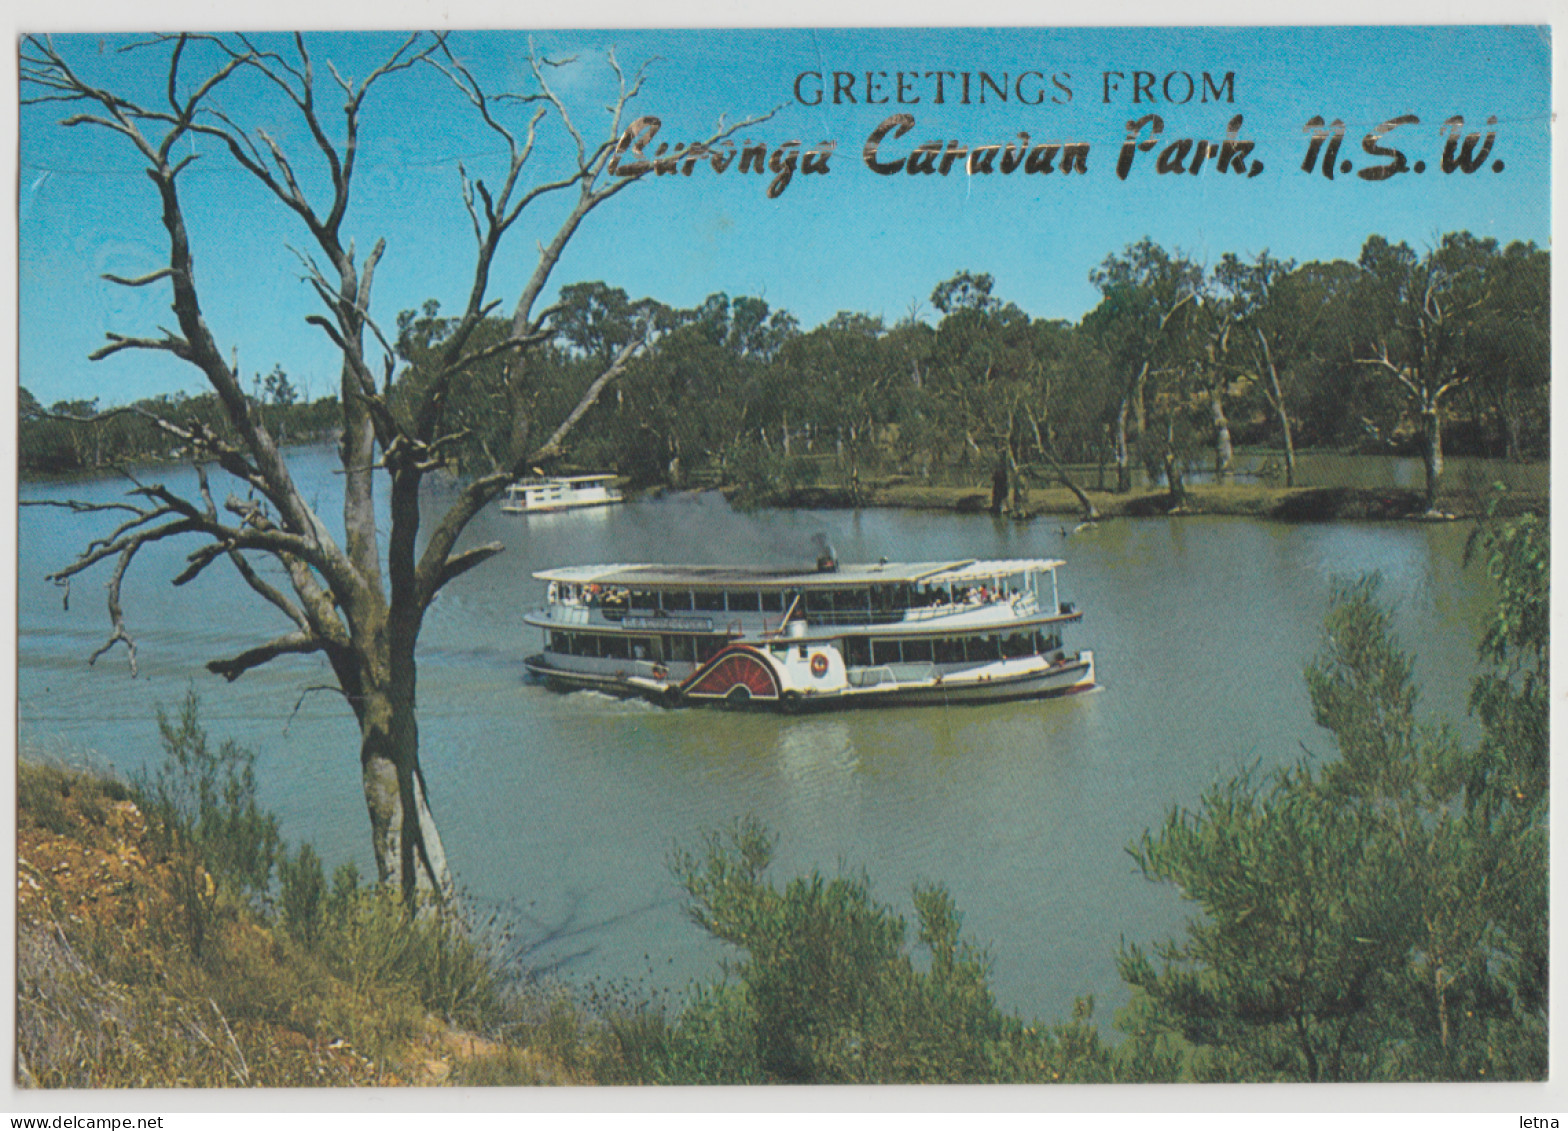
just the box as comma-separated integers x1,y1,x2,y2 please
15,756,1131,1087
726,481,1548,522
16,758,603,1088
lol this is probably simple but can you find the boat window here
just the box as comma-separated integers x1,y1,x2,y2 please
1002,632,1034,659
629,590,658,611
827,589,866,615
803,590,832,612
549,631,566,652
842,637,871,667
664,635,697,664
630,636,659,661
599,634,631,660
694,590,725,612
726,591,762,613
903,638,934,663
696,636,725,663
1035,630,1062,654
966,636,1001,662
661,590,694,612
871,639,901,666
760,590,784,612
933,637,966,664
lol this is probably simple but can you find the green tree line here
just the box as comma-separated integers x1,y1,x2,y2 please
20,367,339,475
404,231,1546,515
28,232,1547,513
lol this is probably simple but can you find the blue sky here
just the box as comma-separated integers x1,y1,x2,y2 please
18,26,1552,406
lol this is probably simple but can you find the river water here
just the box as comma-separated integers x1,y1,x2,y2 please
17,449,1496,1026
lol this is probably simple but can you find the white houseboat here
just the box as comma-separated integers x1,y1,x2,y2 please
501,474,624,514
522,557,1095,710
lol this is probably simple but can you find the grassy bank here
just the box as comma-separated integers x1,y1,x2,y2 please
16,757,659,1088
734,480,1547,523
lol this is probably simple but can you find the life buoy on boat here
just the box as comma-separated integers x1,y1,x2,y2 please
810,653,829,678
652,663,669,681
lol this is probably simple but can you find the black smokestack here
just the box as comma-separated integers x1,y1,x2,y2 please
812,532,838,572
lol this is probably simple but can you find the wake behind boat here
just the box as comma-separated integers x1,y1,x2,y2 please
522,555,1095,710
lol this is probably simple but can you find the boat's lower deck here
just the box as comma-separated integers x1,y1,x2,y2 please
523,649,1095,710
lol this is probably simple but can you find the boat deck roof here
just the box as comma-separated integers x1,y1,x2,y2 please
508,474,617,487
533,559,1065,589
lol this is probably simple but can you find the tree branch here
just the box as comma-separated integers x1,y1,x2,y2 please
429,542,506,596
207,630,325,682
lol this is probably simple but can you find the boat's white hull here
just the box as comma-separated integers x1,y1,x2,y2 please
500,496,623,514
523,650,1095,711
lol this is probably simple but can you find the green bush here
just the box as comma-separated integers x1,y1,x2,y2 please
141,691,281,902
136,692,281,959
663,816,1113,1083
279,843,328,945
311,882,507,1033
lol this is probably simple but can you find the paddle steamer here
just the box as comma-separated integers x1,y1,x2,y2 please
522,556,1094,709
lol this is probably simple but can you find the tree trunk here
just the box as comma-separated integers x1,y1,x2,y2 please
1164,452,1187,510
1115,362,1151,494
1044,447,1099,521
1114,397,1132,494
1210,380,1233,478
358,686,454,902
1420,405,1444,514
1257,331,1296,487
1164,422,1187,510
1504,406,1521,463
1007,448,1028,517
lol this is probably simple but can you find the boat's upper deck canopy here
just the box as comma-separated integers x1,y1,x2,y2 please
508,474,617,488
533,559,1064,590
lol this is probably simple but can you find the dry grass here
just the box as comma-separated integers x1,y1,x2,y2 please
16,759,649,1089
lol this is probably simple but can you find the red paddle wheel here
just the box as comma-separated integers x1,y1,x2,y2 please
682,646,781,701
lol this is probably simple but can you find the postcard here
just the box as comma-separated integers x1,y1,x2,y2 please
13,19,1554,1114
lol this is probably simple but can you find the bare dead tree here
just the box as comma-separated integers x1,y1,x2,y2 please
21,31,769,903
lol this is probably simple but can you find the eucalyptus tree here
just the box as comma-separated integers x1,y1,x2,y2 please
923,272,1039,511
21,33,764,901
1351,233,1491,514
1460,241,1549,461
879,314,939,475
1214,252,1302,484
774,312,890,491
1025,319,1111,517
1084,239,1202,496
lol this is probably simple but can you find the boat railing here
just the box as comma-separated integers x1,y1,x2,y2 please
617,613,715,632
